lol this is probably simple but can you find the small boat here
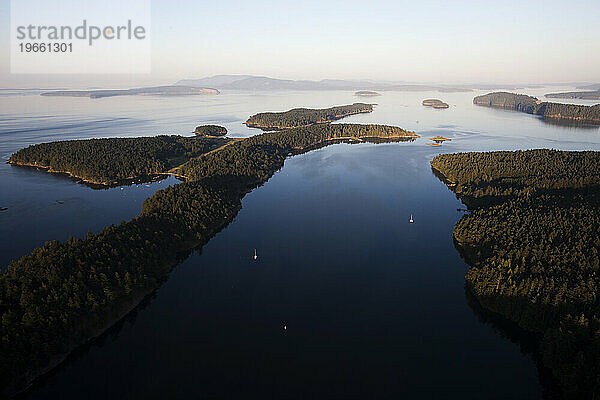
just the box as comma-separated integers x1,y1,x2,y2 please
253,249,258,260
409,214,414,223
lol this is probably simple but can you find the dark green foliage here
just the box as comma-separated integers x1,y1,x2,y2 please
180,124,416,182
542,102,600,124
0,122,411,396
8,135,228,185
0,181,240,395
431,149,600,204
194,125,227,137
432,150,600,398
245,103,373,130
473,92,600,124
473,91,540,113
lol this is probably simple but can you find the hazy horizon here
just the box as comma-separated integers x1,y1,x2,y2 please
0,74,596,91
2,2,600,397
1,0,599,88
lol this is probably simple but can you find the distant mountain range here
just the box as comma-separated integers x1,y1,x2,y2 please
545,90,600,100
176,75,379,91
36,75,589,98
577,83,600,90
175,75,475,92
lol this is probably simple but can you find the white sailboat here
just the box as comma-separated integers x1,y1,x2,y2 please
253,248,258,260
409,214,414,223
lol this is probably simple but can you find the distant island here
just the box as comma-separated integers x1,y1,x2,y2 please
427,135,451,147
545,90,600,100
437,88,473,93
1,122,418,397
422,99,449,109
473,92,600,124
194,125,228,137
431,149,600,398
8,135,229,186
41,86,219,99
430,135,451,143
355,91,380,97
245,103,374,130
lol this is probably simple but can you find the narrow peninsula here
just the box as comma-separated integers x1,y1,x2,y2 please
8,135,229,186
473,92,600,124
0,123,417,398
244,103,374,130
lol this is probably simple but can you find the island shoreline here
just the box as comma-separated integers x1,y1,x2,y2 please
2,124,418,398
6,160,182,188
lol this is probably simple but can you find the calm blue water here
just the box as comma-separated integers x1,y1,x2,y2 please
1,88,598,399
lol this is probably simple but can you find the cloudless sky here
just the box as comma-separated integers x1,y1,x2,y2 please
1,0,599,87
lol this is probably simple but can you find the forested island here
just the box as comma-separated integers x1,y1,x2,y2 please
194,125,228,137
355,91,380,97
40,86,219,99
422,99,449,109
431,150,600,398
8,136,229,186
473,92,600,124
0,123,417,397
545,90,600,100
244,103,373,130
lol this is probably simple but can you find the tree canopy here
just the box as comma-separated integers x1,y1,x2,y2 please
8,135,228,185
432,149,600,398
245,103,373,130
0,122,414,396
194,125,227,137
473,92,600,124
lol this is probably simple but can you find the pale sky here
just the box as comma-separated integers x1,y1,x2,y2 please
1,0,599,88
